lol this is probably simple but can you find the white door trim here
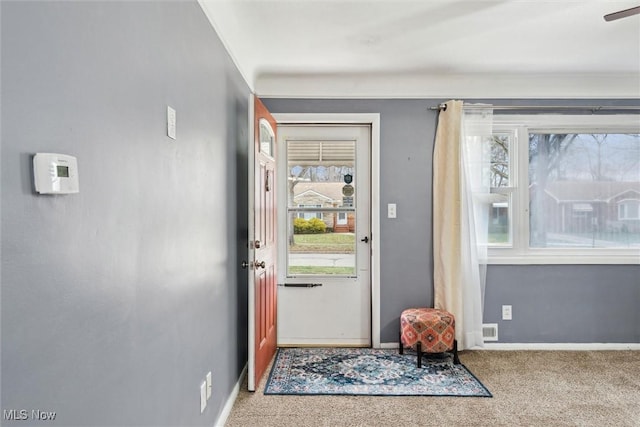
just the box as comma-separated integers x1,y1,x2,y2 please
247,95,256,390
272,113,381,348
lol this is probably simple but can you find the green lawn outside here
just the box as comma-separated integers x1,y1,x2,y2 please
290,233,355,253
288,266,356,275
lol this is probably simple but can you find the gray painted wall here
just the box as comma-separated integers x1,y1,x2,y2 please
1,2,249,426
263,98,640,344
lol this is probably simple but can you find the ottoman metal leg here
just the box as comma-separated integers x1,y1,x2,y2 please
417,341,422,368
452,339,460,364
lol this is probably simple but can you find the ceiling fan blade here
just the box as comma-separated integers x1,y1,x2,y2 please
604,5,640,21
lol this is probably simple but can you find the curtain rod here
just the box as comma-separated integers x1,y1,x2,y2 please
430,103,640,112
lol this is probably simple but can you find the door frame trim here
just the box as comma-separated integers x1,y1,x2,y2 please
247,95,256,390
272,113,381,348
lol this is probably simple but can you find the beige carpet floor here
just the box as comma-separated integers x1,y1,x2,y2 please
224,350,640,427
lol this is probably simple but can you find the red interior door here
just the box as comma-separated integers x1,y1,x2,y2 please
250,97,277,390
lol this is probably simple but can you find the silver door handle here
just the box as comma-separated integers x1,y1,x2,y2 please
241,261,249,269
255,260,266,269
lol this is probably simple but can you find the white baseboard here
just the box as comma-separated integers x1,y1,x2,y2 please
381,342,640,351
213,364,247,427
379,342,398,349
480,343,640,350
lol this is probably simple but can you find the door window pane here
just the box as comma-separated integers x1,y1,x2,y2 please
259,119,274,157
286,140,356,276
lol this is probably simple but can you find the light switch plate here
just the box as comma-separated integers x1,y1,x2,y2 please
167,106,176,139
206,372,212,399
200,381,207,413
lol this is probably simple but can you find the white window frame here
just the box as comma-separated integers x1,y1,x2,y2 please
489,114,640,265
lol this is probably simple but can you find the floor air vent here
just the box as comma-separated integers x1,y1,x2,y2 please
482,323,498,342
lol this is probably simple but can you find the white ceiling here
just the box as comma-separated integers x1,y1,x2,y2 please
199,0,640,98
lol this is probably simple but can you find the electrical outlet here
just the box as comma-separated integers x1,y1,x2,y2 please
388,203,397,218
200,381,207,413
206,372,212,399
502,305,512,320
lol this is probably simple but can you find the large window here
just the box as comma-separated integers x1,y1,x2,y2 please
489,115,640,264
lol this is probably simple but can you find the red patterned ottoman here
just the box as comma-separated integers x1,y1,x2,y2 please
399,308,460,367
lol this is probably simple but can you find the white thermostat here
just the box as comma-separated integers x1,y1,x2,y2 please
33,153,79,194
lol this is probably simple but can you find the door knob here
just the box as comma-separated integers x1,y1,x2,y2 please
241,261,249,269
255,260,266,269
360,236,369,243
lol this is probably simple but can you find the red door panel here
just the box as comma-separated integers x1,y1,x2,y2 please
252,97,277,389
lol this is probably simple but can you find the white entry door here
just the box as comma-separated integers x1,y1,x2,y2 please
276,124,371,346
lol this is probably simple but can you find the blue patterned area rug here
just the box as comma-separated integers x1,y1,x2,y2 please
264,347,491,397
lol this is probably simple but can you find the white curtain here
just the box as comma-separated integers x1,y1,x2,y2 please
433,101,493,350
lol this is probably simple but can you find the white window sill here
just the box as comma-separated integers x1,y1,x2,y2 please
488,252,640,265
